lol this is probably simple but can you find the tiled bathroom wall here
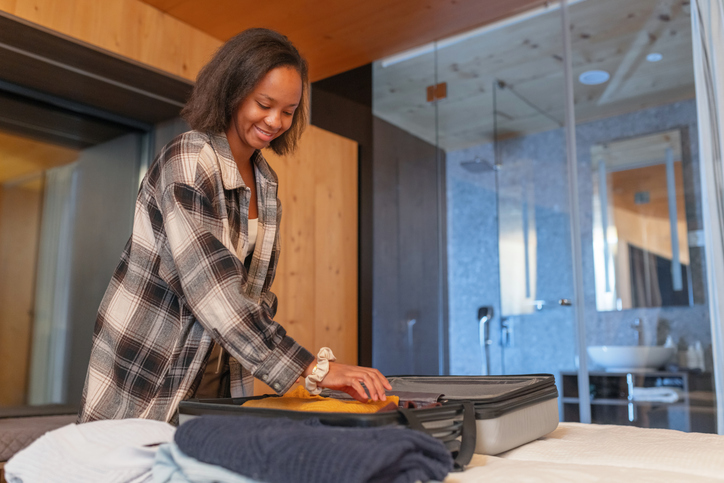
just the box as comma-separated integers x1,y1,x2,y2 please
447,98,711,376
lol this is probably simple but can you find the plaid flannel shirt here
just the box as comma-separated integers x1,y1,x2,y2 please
78,131,314,423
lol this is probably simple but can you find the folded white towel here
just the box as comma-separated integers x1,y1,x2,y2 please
5,418,175,483
631,387,683,403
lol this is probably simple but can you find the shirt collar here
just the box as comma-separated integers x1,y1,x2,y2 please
208,132,278,190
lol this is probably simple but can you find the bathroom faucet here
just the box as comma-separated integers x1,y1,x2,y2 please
631,318,644,346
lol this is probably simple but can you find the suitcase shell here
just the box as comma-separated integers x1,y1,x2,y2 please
384,374,559,455
177,373,558,468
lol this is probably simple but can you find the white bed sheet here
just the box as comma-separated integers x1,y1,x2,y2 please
447,422,724,482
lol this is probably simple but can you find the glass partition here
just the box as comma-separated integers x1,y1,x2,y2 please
0,131,78,409
373,3,580,398
373,0,718,432
569,0,715,431
372,49,446,375
435,4,579,388
0,128,146,411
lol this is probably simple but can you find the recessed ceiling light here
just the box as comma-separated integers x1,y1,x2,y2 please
646,53,663,62
579,70,610,85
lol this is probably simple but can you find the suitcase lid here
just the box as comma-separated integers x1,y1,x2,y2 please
385,374,558,419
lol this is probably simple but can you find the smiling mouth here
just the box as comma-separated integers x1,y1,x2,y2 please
255,125,276,138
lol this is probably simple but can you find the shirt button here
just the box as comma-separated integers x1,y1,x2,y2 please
273,383,281,391
262,374,269,381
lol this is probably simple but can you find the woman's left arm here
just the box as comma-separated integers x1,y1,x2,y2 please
159,179,314,395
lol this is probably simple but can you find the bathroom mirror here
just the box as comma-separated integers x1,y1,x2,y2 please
592,129,693,311
498,168,538,316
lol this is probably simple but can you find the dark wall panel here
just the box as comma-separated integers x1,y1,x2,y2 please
372,116,445,375
0,91,130,149
0,12,192,125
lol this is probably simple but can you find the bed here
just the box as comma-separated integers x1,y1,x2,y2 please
3,417,724,482
449,422,724,482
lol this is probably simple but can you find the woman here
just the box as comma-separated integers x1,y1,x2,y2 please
78,28,390,423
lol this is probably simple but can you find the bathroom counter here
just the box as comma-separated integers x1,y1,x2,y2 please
560,370,715,432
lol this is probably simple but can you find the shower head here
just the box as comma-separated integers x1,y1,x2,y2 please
461,157,498,173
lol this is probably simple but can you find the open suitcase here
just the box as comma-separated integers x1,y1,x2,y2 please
178,373,559,470
383,374,559,456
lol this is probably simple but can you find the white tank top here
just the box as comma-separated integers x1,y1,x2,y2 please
244,218,258,260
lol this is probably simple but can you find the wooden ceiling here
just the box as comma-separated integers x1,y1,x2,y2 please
140,0,694,151
139,0,548,82
373,0,695,150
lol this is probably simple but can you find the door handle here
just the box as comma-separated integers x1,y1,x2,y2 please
532,300,546,311
500,317,513,348
405,316,417,373
477,306,494,375
558,299,572,306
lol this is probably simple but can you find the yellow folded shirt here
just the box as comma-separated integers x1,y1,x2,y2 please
242,386,399,413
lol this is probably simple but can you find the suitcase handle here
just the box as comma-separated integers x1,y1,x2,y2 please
455,402,476,470
398,401,476,471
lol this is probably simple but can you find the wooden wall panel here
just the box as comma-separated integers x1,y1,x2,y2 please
313,130,358,360
0,0,221,82
0,1,16,13
271,130,317,354
0,177,43,407
255,125,358,395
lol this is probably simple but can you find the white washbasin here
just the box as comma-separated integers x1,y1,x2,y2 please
587,346,675,372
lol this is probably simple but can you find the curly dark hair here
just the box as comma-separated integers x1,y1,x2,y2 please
181,28,308,156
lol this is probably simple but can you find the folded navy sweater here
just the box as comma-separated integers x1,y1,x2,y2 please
174,414,453,483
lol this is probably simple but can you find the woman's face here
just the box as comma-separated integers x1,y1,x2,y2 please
227,66,303,159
